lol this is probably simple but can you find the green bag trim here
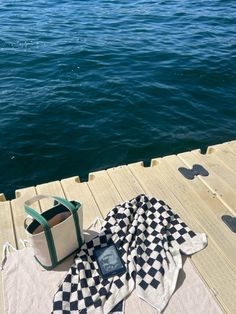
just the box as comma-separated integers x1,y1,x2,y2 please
34,247,80,270
52,197,83,247
52,196,78,213
24,195,83,269
26,205,70,234
71,201,84,247
25,203,58,267
45,196,83,247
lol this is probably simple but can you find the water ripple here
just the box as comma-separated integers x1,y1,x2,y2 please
0,0,235,198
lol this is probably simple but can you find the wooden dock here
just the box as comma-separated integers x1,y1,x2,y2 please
1,140,236,313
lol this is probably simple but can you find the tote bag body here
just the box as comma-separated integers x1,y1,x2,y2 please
24,195,84,270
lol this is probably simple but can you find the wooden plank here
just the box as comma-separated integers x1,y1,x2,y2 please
178,150,236,215
37,177,103,226
36,180,65,212
0,201,16,252
0,194,6,202
128,161,236,313
227,140,236,153
61,176,103,228
10,186,39,248
87,170,122,217
207,143,236,173
96,165,224,314
87,168,150,314
0,200,16,314
107,165,144,199
191,149,236,191
151,155,236,272
1,140,234,313
128,162,189,214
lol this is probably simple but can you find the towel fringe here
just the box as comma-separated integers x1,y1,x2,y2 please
19,238,30,248
1,242,17,270
87,216,105,230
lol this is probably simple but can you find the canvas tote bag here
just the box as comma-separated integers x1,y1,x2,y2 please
24,195,84,270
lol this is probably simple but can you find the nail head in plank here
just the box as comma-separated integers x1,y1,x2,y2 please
178,150,236,215
191,149,236,191
155,155,236,272
128,161,236,313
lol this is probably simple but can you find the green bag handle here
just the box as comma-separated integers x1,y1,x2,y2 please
24,195,83,268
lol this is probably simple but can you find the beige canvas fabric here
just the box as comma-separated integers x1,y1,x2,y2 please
126,256,223,314
2,230,97,314
25,195,84,268
1,231,222,314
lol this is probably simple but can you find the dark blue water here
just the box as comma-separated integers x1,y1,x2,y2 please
0,0,236,199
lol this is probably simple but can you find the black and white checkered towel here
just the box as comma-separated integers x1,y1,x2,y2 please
53,195,207,313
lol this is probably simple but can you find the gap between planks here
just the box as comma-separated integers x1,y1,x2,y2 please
178,149,236,215
127,161,235,313
1,139,236,314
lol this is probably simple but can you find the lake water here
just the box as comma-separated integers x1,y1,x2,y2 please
0,0,236,199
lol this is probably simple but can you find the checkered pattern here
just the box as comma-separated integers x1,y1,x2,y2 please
52,195,207,313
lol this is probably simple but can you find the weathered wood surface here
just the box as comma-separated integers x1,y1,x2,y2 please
1,140,236,313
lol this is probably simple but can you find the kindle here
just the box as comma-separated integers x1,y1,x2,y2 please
94,244,126,279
